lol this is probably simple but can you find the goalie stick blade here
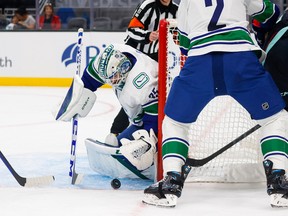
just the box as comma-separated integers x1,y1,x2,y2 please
0,151,55,187
69,153,84,185
71,172,84,185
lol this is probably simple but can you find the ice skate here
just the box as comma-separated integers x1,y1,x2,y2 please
263,160,288,208
142,172,184,207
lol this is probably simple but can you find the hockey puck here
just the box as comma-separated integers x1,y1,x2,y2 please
111,178,121,189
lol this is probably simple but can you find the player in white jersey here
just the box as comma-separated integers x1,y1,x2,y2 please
55,44,159,178
143,0,288,208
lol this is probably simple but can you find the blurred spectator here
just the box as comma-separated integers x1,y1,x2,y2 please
0,15,9,29
5,14,22,30
39,3,61,30
15,6,36,30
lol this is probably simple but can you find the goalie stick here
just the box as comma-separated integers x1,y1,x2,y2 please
0,151,55,187
69,28,84,185
183,124,261,178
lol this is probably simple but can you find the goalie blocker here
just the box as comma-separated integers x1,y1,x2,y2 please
55,75,96,121
85,129,157,179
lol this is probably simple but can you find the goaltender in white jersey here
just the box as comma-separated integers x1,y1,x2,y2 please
55,44,159,180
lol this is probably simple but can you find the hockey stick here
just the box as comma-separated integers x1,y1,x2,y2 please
181,124,261,180
69,28,84,185
0,151,55,187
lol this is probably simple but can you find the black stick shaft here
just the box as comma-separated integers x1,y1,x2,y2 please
185,124,261,167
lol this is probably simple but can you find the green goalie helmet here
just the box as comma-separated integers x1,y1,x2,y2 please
97,44,132,90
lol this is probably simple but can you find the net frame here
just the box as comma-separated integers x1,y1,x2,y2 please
157,19,265,183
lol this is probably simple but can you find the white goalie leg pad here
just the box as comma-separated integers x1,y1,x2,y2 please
120,129,157,171
85,138,126,178
257,109,288,170
85,138,155,179
55,75,96,121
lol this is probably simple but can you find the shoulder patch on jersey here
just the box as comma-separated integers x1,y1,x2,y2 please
133,72,150,89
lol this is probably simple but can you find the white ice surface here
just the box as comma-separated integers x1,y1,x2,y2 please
0,87,286,216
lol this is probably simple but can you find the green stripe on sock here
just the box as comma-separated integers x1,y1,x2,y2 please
261,139,288,155
162,140,188,158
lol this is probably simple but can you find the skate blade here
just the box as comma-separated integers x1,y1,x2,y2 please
142,194,178,208
270,194,288,208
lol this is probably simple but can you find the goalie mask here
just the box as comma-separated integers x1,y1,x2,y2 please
97,45,132,90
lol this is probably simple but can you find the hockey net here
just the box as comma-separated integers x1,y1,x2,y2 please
157,19,265,183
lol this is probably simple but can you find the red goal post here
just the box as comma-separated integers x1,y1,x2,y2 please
157,19,265,183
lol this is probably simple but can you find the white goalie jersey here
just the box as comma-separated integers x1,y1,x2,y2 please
98,44,159,126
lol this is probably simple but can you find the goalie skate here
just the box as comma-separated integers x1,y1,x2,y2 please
142,172,183,208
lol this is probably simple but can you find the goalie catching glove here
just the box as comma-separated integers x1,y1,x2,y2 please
120,129,157,171
55,75,96,121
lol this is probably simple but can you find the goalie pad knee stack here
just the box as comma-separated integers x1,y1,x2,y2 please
85,138,155,179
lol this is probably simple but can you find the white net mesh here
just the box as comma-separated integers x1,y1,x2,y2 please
159,19,265,182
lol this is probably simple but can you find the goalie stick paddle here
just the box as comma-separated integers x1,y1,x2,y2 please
185,124,261,168
69,28,84,185
0,151,55,187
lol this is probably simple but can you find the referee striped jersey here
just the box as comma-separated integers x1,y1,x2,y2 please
124,0,178,61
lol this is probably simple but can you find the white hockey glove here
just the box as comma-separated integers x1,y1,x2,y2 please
120,129,157,171
55,75,97,121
